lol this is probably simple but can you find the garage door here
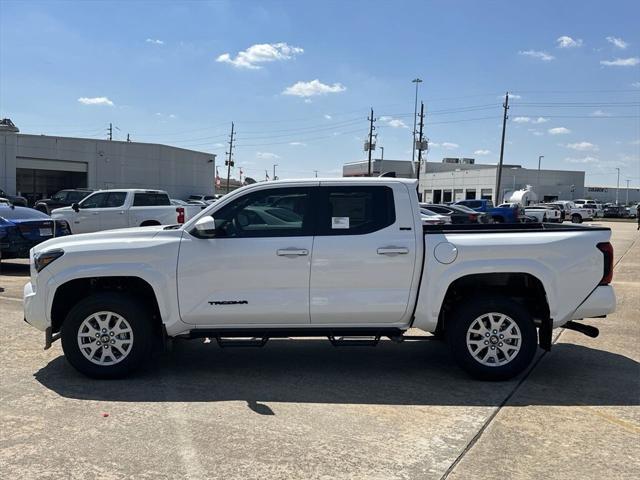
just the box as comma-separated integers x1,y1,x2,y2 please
17,158,88,173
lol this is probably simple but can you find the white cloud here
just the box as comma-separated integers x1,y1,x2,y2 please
256,152,280,160
216,42,303,69
566,141,599,151
282,79,346,97
474,149,491,155
532,117,548,124
78,96,114,106
557,36,583,48
213,143,225,148
591,110,611,117
513,116,530,123
600,57,639,67
324,114,332,120
632,81,640,88
379,116,408,128
606,36,628,49
497,93,521,100
565,156,599,164
512,117,546,125
432,142,459,150
629,140,640,146
146,38,164,45
288,142,307,146
530,130,544,136
548,127,571,135
518,50,555,61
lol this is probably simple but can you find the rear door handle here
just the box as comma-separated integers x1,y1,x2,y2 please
277,248,309,256
377,247,409,255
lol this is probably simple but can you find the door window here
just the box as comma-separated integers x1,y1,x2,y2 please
80,192,109,209
318,186,395,235
104,192,127,207
211,187,313,238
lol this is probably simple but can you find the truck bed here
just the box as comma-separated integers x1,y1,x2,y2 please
423,222,610,234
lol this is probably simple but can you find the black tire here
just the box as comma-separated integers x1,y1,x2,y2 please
61,293,155,379
446,296,537,381
493,216,504,223
571,214,582,224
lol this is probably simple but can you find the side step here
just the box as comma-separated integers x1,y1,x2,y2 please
562,321,600,338
216,337,269,348
328,335,381,347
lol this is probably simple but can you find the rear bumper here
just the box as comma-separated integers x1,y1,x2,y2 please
570,285,616,321
23,281,49,332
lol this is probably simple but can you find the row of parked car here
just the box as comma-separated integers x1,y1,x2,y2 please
1,188,224,260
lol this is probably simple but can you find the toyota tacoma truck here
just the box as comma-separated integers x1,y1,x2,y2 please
23,178,616,380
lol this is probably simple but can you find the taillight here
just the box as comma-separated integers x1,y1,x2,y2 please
176,207,185,224
597,242,614,285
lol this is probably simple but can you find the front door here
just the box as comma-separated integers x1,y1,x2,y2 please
72,191,108,233
310,184,417,325
177,185,316,326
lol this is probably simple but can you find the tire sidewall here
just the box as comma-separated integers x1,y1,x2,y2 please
447,297,537,381
61,293,153,379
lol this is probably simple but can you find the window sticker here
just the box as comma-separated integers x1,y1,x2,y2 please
331,216,350,229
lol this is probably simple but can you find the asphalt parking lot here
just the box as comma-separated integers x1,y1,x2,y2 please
1,220,638,480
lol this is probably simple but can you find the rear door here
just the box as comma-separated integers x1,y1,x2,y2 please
310,183,417,325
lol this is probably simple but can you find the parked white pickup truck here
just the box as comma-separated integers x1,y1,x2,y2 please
551,201,594,223
51,189,185,234
24,178,616,380
523,205,563,223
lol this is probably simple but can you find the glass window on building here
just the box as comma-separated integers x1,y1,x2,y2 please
480,188,493,200
454,189,464,202
465,189,476,200
443,190,453,203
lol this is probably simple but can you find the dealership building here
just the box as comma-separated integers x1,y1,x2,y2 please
0,125,216,204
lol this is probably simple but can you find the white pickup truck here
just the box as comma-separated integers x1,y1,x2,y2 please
24,178,616,380
51,189,187,234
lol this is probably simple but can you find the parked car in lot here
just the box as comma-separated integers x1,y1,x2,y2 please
0,205,70,259
171,199,206,221
34,189,94,214
550,201,594,223
574,199,603,218
24,178,616,381
420,208,450,225
420,203,487,224
603,205,628,218
456,199,522,223
0,188,28,207
51,189,186,234
522,205,563,223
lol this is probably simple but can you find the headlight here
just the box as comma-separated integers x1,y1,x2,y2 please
34,249,64,272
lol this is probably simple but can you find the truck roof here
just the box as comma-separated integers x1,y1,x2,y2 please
92,189,169,194
269,177,419,185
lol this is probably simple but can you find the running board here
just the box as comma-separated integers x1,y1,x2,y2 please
216,337,269,348
328,335,381,347
563,321,600,338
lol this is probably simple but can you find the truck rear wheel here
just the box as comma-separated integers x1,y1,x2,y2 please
61,293,154,379
447,296,537,380
571,214,582,223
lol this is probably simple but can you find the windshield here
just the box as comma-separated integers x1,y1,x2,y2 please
0,206,50,220
452,205,476,213
51,191,68,201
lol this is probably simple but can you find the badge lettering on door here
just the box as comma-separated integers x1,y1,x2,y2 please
331,216,349,229
208,300,249,306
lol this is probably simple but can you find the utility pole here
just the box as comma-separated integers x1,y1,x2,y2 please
495,92,510,204
366,108,376,176
416,102,425,182
536,155,544,194
411,78,423,171
615,167,620,205
126,133,131,142
626,179,630,205
314,170,318,178
225,122,235,194
273,164,278,180
108,123,113,141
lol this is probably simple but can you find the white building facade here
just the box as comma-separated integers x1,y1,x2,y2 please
1,133,216,204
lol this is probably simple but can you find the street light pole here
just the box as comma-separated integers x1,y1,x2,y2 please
273,164,278,181
537,155,544,195
411,78,423,169
615,167,620,204
625,179,630,205
379,146,384,175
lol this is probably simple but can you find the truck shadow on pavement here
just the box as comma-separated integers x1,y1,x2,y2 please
34,339,639,408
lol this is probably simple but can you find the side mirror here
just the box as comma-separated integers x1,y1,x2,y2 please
194,216,217,237
72,203,80,212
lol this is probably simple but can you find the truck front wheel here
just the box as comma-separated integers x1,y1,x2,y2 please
447,296,537,380
60,293,154,379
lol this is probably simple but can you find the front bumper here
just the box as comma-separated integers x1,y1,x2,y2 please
23,281,49,332
571,285,616,320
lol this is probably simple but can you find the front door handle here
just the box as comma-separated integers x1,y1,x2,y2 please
377,247,409,255
277,248,309,256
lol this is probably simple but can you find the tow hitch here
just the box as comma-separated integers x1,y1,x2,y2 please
562,321,600,338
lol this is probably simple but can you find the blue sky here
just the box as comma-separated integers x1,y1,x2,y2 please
1,0,639,187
